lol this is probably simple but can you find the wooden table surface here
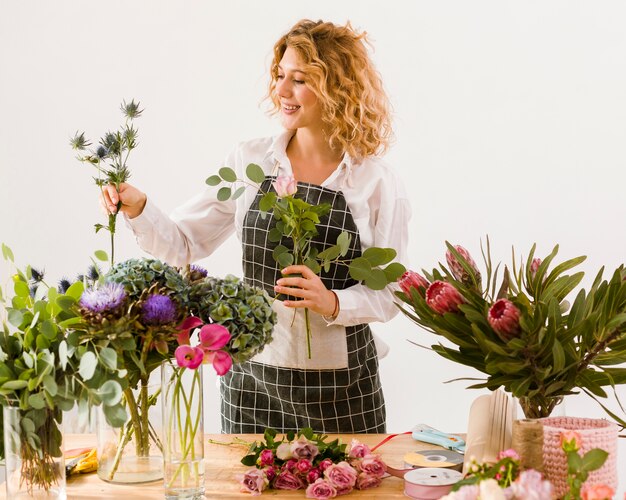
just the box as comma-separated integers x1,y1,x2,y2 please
0,432,450,499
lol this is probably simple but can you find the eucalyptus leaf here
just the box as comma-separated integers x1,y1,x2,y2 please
232,186,246,200
219,167,237,182
94,250,109,262
14,280,30,298
2,243,14,262
217,186,232,202
99,347,118,371
205,175,221,186
78,351,98,381
7,309,24,328
99,380,123,406
246,163,266,184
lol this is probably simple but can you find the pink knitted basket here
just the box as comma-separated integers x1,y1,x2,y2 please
540,416,618,498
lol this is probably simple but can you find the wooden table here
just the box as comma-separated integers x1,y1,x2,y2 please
0,432,449,499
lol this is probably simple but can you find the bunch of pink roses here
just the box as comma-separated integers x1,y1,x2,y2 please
239,429,386,498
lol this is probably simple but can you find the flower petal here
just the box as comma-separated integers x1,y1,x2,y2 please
177,316,203,331
199,323,231,350
211,350,232,375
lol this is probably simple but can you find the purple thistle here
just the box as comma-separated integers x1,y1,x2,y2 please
190,264,208,277
80,282,127,313
141,294,177,325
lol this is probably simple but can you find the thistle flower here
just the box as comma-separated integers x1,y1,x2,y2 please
141,294,177,325
189,264,208,282
70,131,91,150
57,277,72,294
121,99,143,119
488,299,521,341
425,281,465,314
446,245,481,287
398,270,429,296
96,145,108,159
86,264,101,281
80,282,126,314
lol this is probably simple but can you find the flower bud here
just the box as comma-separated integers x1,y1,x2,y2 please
488,299,521,341
272,175,298,198
446,245,482,287
398,271,429,297
425,281,465,314
560,430,582,453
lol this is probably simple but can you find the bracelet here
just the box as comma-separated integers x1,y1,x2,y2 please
323,291,340,322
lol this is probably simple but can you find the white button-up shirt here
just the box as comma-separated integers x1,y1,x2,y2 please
126,130,411,328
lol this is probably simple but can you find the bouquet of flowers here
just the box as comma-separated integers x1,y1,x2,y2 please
237,428,386,498
397,240,626,424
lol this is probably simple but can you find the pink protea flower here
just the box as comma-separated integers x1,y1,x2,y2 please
272,175,298,198
581,483,615,500
398,271,429,297
530,258,542,278
560,430,582,452
488,299,521,341
425,281,465,314
446,245,482,286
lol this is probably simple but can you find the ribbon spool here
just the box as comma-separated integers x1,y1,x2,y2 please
403,449,464,471
403,468,463,500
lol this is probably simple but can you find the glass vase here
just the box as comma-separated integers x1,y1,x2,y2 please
161,360,205,500
96,378,163,484
3,405,66,499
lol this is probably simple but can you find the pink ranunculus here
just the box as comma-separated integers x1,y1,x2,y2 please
488,299,521,341
204,349,233,375
240,468,269,496
296,459,313,474
305,478,337,499
496,448,520,461
272,175,298,198
324,461,358,495
307,467,322,484
581,484,615,500
290,436,320,462
276,442,292,461
176,316,204,345
446,245,482,286
346,439,371,459
274,469,305,490
318,458,333,472
355,471,382,490
398,271,430,297
257,448,274,467
357,454,386,478
560,430,582,452
174,345,204,369
425,281,465,314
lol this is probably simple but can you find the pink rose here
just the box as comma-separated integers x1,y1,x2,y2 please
276,442,292,460
347,439,371,459
264,465,278,483
282,459,298,471
560,430,582,452
305,478,337,499
496,448,520,461
324,461,357,495
257,448,274,467
290,436,320,462
488,299,521,341
307,468,322,484
582,484,615,500
355,472,382,490
318,458,333,472
274,469,305,490
240,468,268,496
272,175,298,198
296,459,313,474
356,454,385,478
446,245,481,287
398,271,429,297
425,281,465,314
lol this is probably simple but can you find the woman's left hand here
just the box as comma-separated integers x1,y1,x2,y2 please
275,265,336,317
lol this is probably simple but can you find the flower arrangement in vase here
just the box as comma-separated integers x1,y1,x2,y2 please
397,240,626,425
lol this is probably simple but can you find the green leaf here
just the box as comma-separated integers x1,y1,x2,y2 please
79,351,98,381
219,167,237,182
567,450,583,473
364,268,388,290
99,347,118,371
581,448,609,472
40,320,57,340
2,243,14,262
276,252,294,268
56,295,76,311
552,340,566,373
337,232,351,255
217,187,231,201
28,393,46,410
205,175,221,186
7,309,24,327
241,455,257,466
362,247,396,266
99,380,123,406
259,192,277,213
2,380,28,390
349,257,373,281
14,280,30,298
58,341,68,370
94,250,109,262
42,375,58,397
383,262,406,282
65,281,84,300
232,186,246,200
246,163,266,184
268,228,283,243
103,404,127,428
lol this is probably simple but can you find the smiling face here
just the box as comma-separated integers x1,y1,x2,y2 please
274,46,324,132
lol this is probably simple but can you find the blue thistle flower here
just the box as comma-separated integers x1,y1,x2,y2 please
80,282,127,313
141,294,177,325
87,264,101,281
96,145,108,158
58,278,72,294
30,267,45,282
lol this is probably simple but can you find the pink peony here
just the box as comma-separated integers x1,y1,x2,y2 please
257,448,274,467
272,175,298,198
560,430,582,452
240,468,269,496
274,469,305,490
398,271,429,297
488,299,521,341
290,436,320,462
496,448,520,461
324,461,358,495
425,281,465,314
346,439,371,459
305,478,337,499
356,454,385,478
355,472,382,490
446,245,482,286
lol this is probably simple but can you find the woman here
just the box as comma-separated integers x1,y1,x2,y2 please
102,19,411,434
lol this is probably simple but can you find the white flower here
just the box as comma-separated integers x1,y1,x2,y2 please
479,479,506,500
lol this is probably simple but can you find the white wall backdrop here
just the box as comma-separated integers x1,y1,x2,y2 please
1,0,625,492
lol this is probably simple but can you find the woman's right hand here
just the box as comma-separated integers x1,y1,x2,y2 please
100,183,147,219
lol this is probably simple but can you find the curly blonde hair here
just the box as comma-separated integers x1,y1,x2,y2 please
267,19,393,161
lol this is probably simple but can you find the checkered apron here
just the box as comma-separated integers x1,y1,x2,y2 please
220,176,386,434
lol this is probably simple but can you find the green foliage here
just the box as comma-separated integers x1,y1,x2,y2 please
563,441,609,499
397,239,626,427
